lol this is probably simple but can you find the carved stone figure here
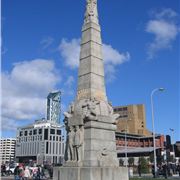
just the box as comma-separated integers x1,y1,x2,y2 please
64,102,74,119
82,98,99,121
73,126,83,161
67,126,75,161
84,0,98,24
87,0,97,15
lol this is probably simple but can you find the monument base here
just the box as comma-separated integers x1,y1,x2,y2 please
53,166,129,180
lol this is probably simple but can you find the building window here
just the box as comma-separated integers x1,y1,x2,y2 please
123,107,128,111
50,136,52,140
39,129,42,134
29,131,32,135
50,129,55,134
44,129,48,140
53,136,55,141
57,130,61,135
33,129,37,135
24,131,28,136
20,131,23,136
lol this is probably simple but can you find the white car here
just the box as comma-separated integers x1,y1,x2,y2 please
6,164,18,174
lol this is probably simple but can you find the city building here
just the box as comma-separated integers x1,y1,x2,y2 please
116,132,165,165
0,138,16,164
175,141,180,157
47,91,61,124
15,119,65,164
114,104,151,137
15,90,64,164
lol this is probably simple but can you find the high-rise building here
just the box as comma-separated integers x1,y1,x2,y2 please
0,138,16,164
47,91,61,124
15,119,65,164
114,104,151,137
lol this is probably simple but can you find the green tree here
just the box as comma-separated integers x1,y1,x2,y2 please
149,153,154,163
128,157,135,166
139,157,149,173
119,159,124,166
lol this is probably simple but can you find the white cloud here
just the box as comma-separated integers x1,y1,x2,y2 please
153,8,177,20
146,8,179,59
59,38,130,81
1,59,60,131
40,37,54,50
102,44,130,81
64,76,75,87
1,118,19,131
59,38,80,69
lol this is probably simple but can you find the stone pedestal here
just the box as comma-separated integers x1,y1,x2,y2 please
53,167,129,180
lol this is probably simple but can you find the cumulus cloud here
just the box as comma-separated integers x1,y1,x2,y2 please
40,37,54,50
146,8,179,59
1,59,60,131
102,44,130,81
1,118,20,131
59,38,81,69
59,38,130,81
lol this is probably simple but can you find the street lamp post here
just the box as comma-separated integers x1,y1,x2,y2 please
125,120,128,168
169,128,175,162
151,88,164,178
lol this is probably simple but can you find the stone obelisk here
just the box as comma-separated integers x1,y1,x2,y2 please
54,0,129,179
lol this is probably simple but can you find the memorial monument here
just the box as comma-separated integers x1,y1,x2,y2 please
54,0,129,179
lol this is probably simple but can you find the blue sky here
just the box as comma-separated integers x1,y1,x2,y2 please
1,0,179,141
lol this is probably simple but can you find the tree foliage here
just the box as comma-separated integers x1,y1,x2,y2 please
139,157,149,173
128,157,135,166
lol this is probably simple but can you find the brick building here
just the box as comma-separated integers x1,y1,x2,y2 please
114,104,151,137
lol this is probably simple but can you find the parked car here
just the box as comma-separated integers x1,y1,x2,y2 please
6,163,18,174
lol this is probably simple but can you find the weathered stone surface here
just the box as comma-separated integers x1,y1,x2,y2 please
54,0,129,179
53,167,129,180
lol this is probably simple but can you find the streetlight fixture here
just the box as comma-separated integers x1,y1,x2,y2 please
151,87,165,178
169,128,175,162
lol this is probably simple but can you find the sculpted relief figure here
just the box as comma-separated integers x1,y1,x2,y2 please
65,125,84,162
87,0,97,15
67,126,75,161
84,0,98,24
64,102,74,119
73,126,84,161
108,102,120,123
82,98,99,121
64,102,75,161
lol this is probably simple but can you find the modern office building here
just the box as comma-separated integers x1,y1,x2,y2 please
0,138,16,164
15,90,64,164
15,119,65,164
47,91,61,124
114,104,151,137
